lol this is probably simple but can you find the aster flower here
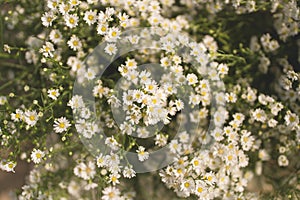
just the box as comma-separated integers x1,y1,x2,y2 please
53,117,71,133
31,149,45,164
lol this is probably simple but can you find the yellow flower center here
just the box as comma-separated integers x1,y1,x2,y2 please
36,153,41,159
59,122,65,128
88,15,94,20
197,187,203,193
29,115,35,121
184,182,190,188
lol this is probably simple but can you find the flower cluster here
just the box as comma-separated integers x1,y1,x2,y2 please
0,0,299,199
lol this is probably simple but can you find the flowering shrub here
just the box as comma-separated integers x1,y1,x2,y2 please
0,0,300,199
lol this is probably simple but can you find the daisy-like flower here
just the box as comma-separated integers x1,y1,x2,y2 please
217,63,229,75
49,29,62,44
53,117,71,133
109,173,121,185
24,110,39,127
68,95,85,110
11,109,24,122
0,161,16,173
67,35,82,51
41,12,56,27
284,111,299,128
136,146,149,162
65,14,79,28
96,153,106,168
252,108,267,123
83,10,97,25
97,22,109,35
104,43,117,55
123,166,136,178
31,149,45,164
47,88,60,100
39,42,54,58
225,92,237,103
186,73,198,85
101,186,121,200
106,27,121,42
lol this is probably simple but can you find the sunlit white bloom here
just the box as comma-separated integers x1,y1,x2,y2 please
123,166,136,178
85,68,96,80
96,153,106,168
106,27,121,42
68,95,85,110
0,161,16,173
104,43,117,55
31,149,45,164
11,109,24,122
252,108,267,123
241,130,254,151
97,22,109,35
65,14,79,28
105,136,120,151
53,117,71,133
47,88,60,100
137,146,149,162
217,63,229,75
83,10,97,25
41,12,56,27
108,173,120,185
67,35,82,51
24,110,39,127
284,111,299,128
226,92,237,103
49,29,62,44
186,73,198,85
39,42,54,57
101,186,121,200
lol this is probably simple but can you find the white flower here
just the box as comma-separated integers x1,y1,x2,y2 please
24,110,39,127
104,43,117,55
278,155,289,167
226,92,237,103
0,96,7,105
211,128,224,141
106,27,121,42
31,149,45,164
47,88,60,100
241,130,254,151
41,12,56,27
96,153,106,168
83,10,97,25
65,14,79,28
67,95,85,110
0,161,16,173
11,109,23,122
3,44,11,53
136,146,149,162
109,173,120,185
123,166,136,178
284,111,299,128
39,42,54,58
97,23,109,35
217,63,229,75
252,108,266,123
186,73,198,85
102,186,121,200
85,68,96,80
181,178,195,195
53,117,71,133
49,29,62,44
67,35,82,51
